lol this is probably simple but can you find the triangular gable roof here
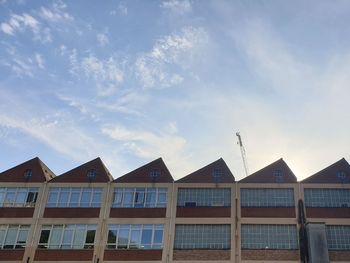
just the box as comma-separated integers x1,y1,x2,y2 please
239,158,297,183
0,157,55,182
176,158,235,183
114,158,174,183
50,157,113,183
302,158,350,184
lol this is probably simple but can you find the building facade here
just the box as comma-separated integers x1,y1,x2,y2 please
0,156,349,263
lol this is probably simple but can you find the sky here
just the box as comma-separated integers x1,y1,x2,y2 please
0,0,350,181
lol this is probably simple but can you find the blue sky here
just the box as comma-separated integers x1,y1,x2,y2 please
1,0,349,180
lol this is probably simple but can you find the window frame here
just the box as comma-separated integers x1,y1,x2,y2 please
112,188,168,208
0,187,38,207
0,224,30,249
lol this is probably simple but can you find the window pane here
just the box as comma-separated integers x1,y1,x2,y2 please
47,192,58,207
134,188,145,208
117,229,129,249
0,229,5,247
108,230,117,244
145,189,156,208
73,228,85,249
130,229,140,248
58,192,69,207
123,191,134,207
4,191,16,206
69,189,80,207
16,229,28,248
62,227,74,248
39,230,50,245
141,229,152,249
113,190,123,207
0,191,5,206
91,190,101,208
50,226,63,248
15,191,27,206
84,230,95,248
81,189,92,207
4,226,17,248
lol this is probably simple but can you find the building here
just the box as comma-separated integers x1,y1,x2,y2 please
0,156,349,263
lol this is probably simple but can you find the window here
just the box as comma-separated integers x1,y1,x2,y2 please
241,224,298,250
177,188,231,207
0,225,29,249
326,225,350,250
112,188,167,208
38,224,96,249
273,169,283,183
149,170,161,181
23,169,32,179
174,224,230,250
107,224,164,249
0,188,38,207
304,188,350,208
46,187,102,208
212,168,224,182
240,188,294,207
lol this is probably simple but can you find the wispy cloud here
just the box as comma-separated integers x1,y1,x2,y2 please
102,123,194,177
39,1,74,23
135,26,208,88
161,0,192,15
81,55,124,96
35,53,45,69
110,3,128,16
97,33,109,47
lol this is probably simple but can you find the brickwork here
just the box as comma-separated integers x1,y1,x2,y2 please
329,251,350,261
176,207,231,217
103,249,162,261
0,207,34,218
306,208,350,218
43,207,100,218
173,250,230,260
34,249,94,261
241,249,299,260
0,250,25,261
109,208,166,218
241,207,295,218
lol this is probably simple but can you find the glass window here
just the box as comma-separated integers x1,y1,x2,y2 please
240,188,295,207
46,188,102,208
0,225,29,249
112,188,168,208
107,224,164,250
174,224,230,250
241,224,298,250
326,225,350,250
177,188,231,207
304,189,350,208
39,224,96,249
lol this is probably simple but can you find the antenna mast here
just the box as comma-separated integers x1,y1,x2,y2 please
236,132,249,177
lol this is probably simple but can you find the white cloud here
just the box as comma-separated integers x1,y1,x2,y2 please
35,53,45,69
97,33,109,46
161,0,192,15
110,3,128,16
39,4,74,23
0,12,52,43
0,23,14,35
102,124,194,177
81,55,124,96
135,26,208,88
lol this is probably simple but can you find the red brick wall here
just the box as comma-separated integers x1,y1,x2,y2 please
241,207,296,218
241,249,299,260
306,208,350,218
0,207,34,218
173,250,230,260
176,207,231,217
329,251,350,261
109,208,166,218
43,208,100,218
103,249,162,261
34,249,94,261
0,250,25,261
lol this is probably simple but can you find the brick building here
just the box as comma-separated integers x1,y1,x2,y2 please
0,156,349,262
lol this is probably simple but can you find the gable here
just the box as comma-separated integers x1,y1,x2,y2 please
239,158,297,183
302,158,350,184
114,158,174,183
176,158,235,183
0,157,55,182
50,157,113,183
